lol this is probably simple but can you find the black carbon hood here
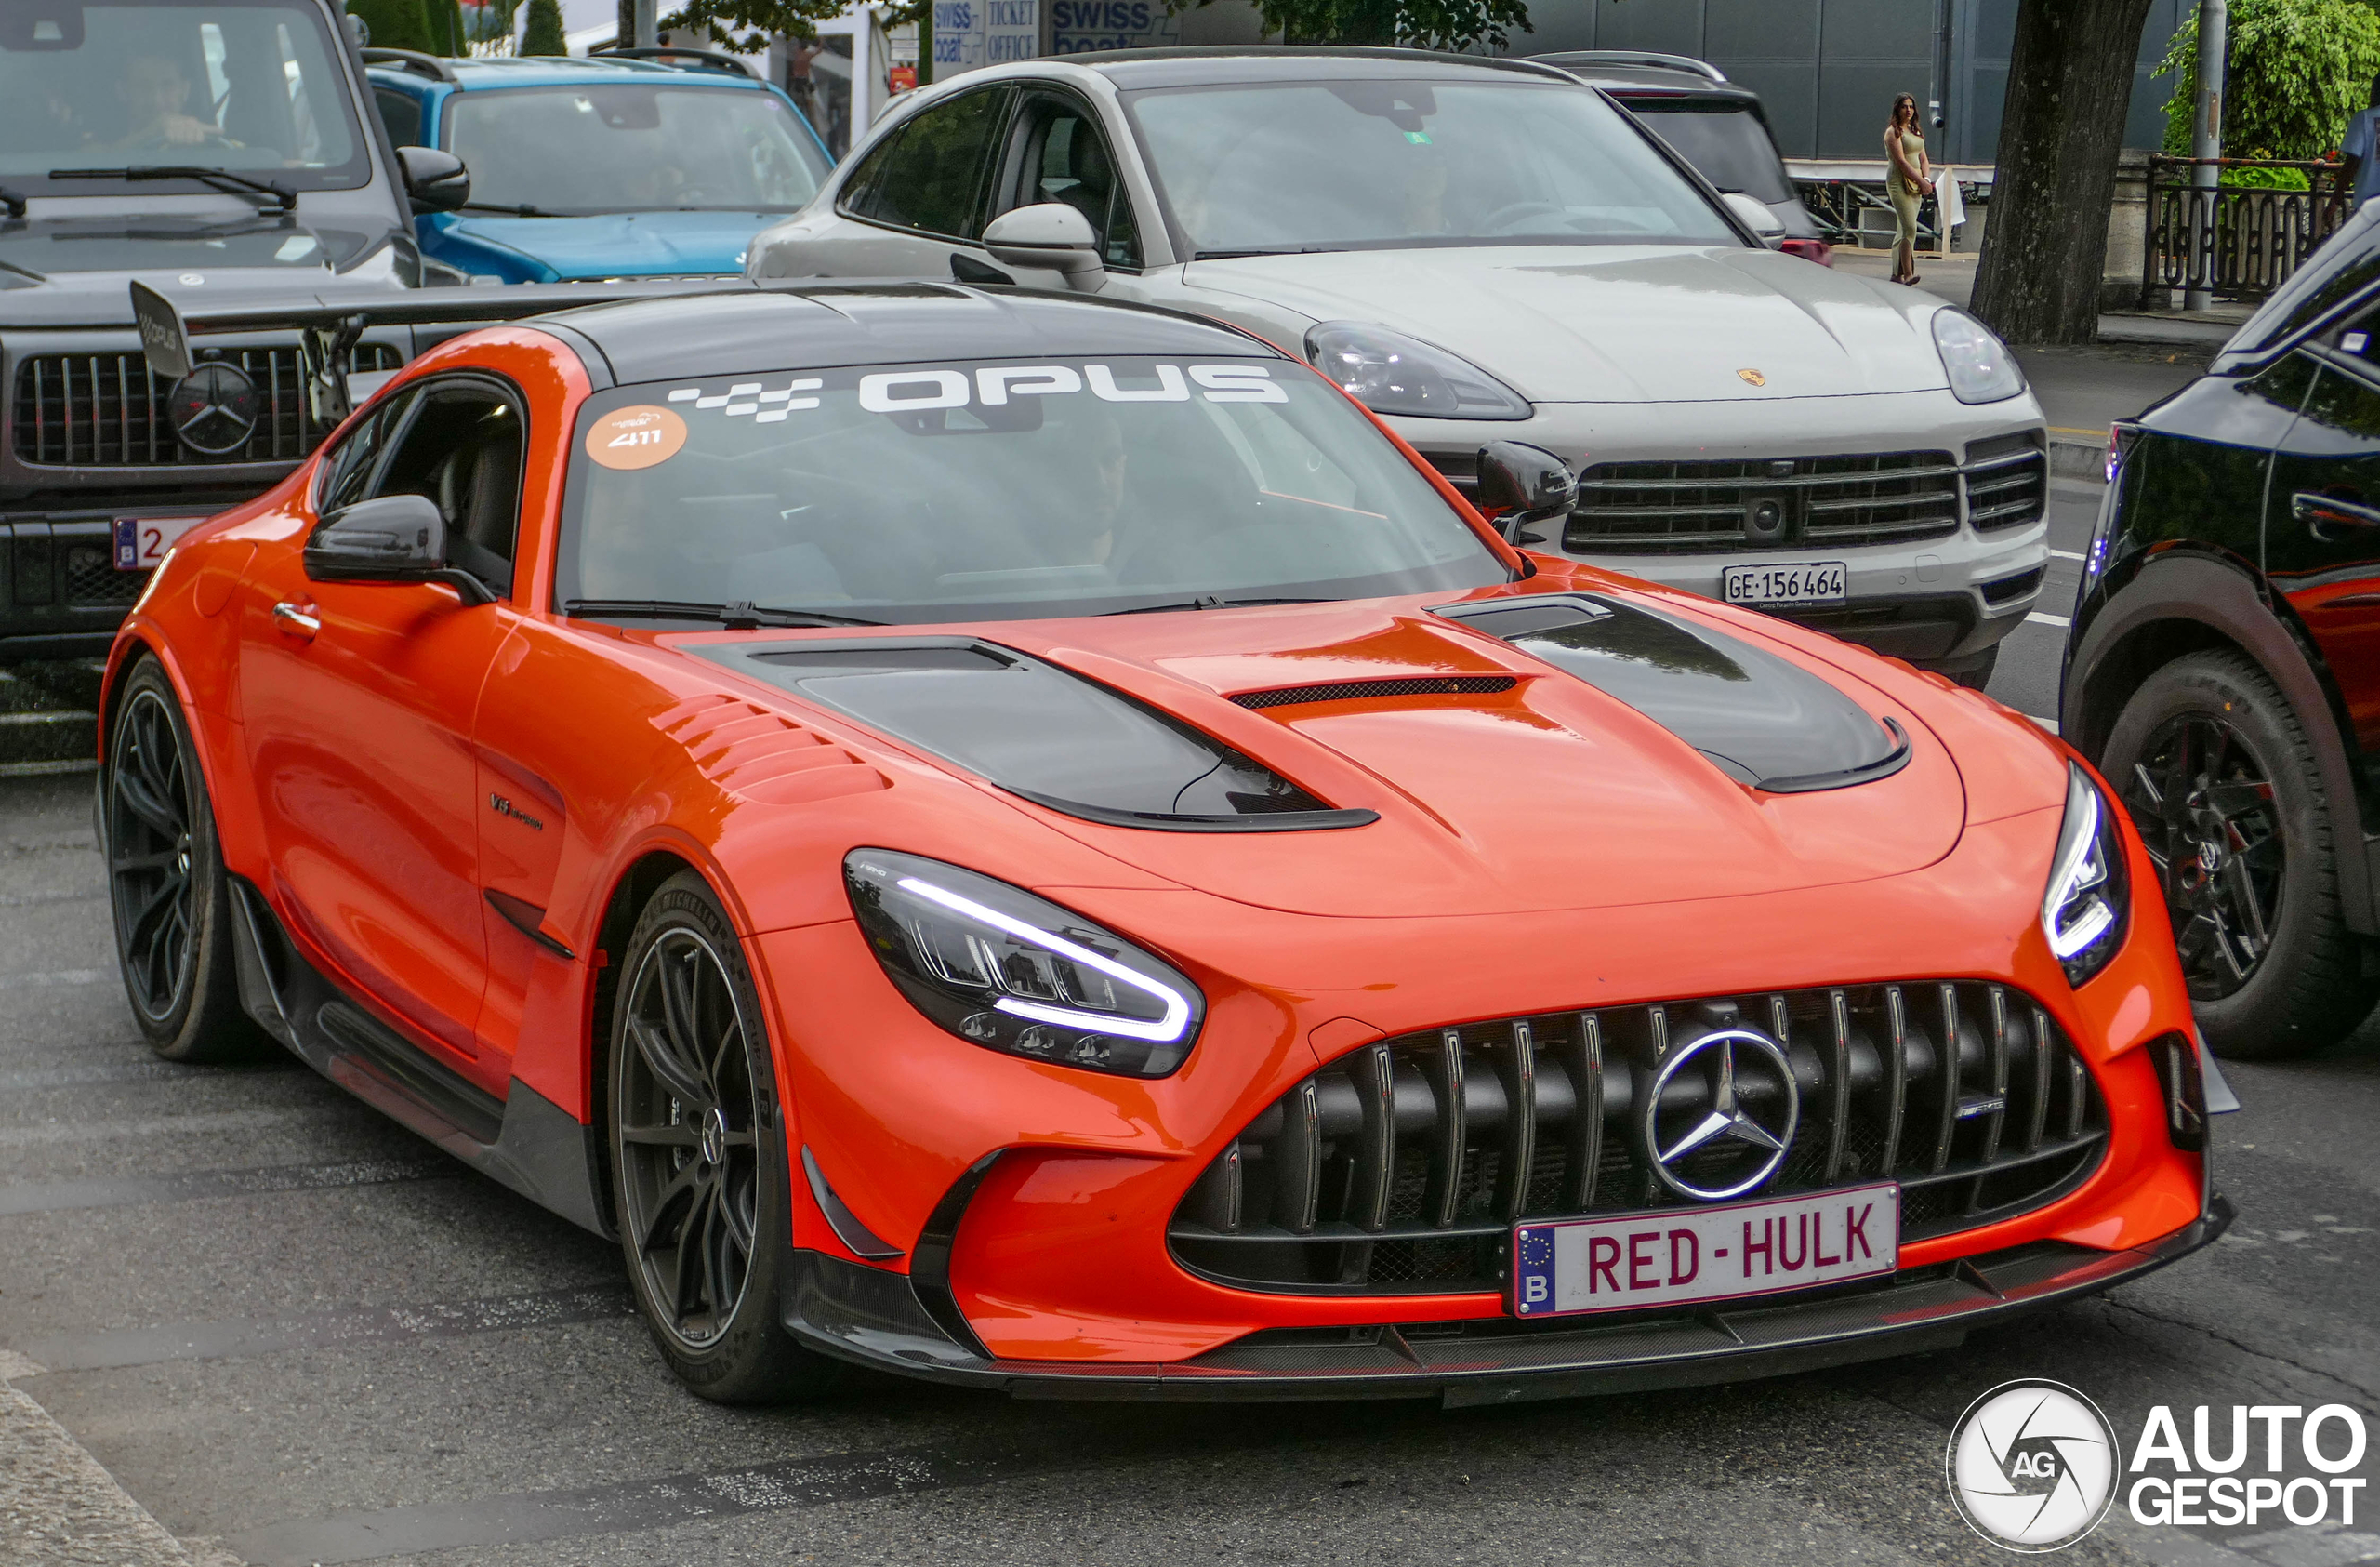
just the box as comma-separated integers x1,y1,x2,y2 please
1433,593,1909,791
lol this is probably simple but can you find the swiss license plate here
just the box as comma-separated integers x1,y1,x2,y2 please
1512,1181,1899,1319
112,515,204,571
1724,560,1847,606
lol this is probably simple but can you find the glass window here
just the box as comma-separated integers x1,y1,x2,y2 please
1122,79,1739,258
374,85,422,148
851,87,1007,239
1625,103,1792,204
1001,95,1139,269
557,355,1504,623
443,85,831,215
323,381,523,595
317,392,415,516
0,0,368,192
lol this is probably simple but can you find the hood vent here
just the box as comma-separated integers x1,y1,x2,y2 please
1231,675,1518,710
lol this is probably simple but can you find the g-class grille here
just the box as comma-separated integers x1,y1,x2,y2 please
1169,982,2105,1296
1564,450,1961,555
10,344,405,468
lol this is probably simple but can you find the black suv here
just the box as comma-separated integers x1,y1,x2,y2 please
0,0,469,658
2064,201,2380,1058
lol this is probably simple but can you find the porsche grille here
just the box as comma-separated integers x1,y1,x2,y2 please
1169,982,2105,1296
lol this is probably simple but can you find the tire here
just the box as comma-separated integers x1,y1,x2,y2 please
2101,650,2377,1059
102,657,266,1063
608,870,828,1402
1924,644,1999,690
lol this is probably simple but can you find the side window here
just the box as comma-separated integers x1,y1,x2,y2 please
845,88,1008,239
374,86,423,149
367,380,526,596
2325,310,2380,378
997,95,1141,270
317,391,415,516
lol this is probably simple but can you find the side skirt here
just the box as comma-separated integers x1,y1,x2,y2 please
228,876,612,1238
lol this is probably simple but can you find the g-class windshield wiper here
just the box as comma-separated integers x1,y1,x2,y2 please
49,166,297,214
562,598,886,629
1104,595,1338,615
460,201,559,217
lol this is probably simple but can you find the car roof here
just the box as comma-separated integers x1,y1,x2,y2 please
556,284,1285,385
366,54,766,91
1054,45,1580,90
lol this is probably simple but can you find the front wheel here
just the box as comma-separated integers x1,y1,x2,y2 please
609,870,829,1402
2101,650,2376,1058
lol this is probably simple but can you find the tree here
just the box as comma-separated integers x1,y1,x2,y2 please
1171,0,1528,50
630,0,925,52
2156,0,2380,159
1970,0,2161,345
347,0,439,52
521,0,567,53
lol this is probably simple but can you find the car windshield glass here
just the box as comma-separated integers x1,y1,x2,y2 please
558,355,1506,622
445,85,830,214
1121,78,1738,255
1627,102,1792,204
0,0,365,193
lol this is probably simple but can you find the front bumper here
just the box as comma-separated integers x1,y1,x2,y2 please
0,512,164,659
783,1196,2229,1405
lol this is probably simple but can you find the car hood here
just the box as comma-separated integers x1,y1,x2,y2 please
695,585,1991,919
1181,245,1949,404
443,210,774,277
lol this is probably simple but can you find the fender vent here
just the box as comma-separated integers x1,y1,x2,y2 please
651,696,887,805
1231,676,1518,710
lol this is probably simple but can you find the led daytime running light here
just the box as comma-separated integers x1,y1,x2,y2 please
893,875,1192,1043
2041,764,2125,980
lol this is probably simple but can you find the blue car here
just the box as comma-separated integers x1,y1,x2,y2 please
365,49,835,283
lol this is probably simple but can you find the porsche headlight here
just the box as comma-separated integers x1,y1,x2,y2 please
1931,309,2026,404
2042,763,2130,987
844,849,1204,1077
1304,322,1531,420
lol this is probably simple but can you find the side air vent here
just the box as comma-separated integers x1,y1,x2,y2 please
1231,676,1518,710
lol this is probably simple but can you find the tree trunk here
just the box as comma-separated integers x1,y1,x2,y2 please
618,0,635,49
1971,0,2157,344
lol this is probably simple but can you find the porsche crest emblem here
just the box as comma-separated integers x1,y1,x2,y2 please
1738,368,1767,387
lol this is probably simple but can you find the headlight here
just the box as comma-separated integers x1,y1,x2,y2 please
844,849,1205,1077
1931,309,2026,404
1304,322,1531,420
2042,763,2130,987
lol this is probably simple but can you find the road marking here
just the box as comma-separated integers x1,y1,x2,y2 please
13,1283,631,1376
2046,425,2107,437
2031,715,2061,734
2049,549,2086,561
0,968,106,989
2027,611,2071,628
0,1159,443,1217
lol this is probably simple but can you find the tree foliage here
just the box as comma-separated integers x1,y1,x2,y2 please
347,0,459,54
521,0,567,53
2157,0,2380,158
648,0,915,48
1171,0,1529,50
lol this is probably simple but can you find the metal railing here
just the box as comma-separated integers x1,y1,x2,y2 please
2144,154,2349,301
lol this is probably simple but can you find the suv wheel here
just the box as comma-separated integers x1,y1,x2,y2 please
2102,650,2376,1057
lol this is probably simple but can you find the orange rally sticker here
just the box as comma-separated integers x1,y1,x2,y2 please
585,405,687,470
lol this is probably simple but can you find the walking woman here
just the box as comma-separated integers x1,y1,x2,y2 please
1884,93,1931,285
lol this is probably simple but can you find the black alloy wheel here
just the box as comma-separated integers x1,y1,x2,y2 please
102,658,261,1062
2101,651,2376,1058
609,870,823,1401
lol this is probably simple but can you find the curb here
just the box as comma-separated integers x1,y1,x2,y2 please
2048,436,2109,481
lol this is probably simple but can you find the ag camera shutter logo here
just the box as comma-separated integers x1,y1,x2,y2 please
1947,1380,2122,1552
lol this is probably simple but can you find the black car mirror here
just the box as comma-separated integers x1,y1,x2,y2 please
305,494,494,604
397,146,469,214
1474,441,1576,543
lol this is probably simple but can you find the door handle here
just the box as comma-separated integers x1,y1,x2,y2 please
271,599,321,640
2293,490,2380,541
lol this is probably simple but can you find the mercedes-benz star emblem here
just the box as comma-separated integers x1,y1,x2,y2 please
168,362,258,456
1640,1027,1799,1201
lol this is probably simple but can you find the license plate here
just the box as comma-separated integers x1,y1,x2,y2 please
1724,561,1847,606
112,515,204,571
1512,1181,1899,1319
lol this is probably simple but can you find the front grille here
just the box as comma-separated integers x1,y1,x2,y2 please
1170,982,2105,1296
63,545,143,606
1564,451,1962,555
11,344,404,468
1964,433,2048,531
1231,676,1517,710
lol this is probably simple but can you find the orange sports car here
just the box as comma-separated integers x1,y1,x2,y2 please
99,281,2229,1405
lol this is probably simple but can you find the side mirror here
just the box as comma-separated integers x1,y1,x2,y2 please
1721,191,1786,241
397,146,470,214
981,203,1105,293
1474,441,1576,544
305,494,495,604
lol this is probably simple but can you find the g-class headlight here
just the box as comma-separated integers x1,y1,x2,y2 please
2042,763,2130,987
1932,308,2026,404
844,849,1204,1077
1304,322,1531,419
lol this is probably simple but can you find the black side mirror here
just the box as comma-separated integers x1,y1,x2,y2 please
397,146,469,214
305,494,494,604
1474,441,1577,543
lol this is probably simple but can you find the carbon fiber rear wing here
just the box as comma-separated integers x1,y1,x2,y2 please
128,276,750,428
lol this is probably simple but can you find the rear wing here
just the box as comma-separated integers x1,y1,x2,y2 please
129,276,751,429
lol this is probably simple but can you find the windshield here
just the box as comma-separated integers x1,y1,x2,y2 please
558,355,1506,622
0,0,366,193
445,85,830,215
1627,102,1792,204
1122,79,1739,256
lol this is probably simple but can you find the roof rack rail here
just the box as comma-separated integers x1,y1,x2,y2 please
1535,49,1727,84
589,44,757,78
360,47,457,84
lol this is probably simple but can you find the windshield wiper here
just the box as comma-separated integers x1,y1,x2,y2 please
562,598,885,629
1191,246,1346,260
1104,595,1338,616
48,166,297,214
459,201,559,217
